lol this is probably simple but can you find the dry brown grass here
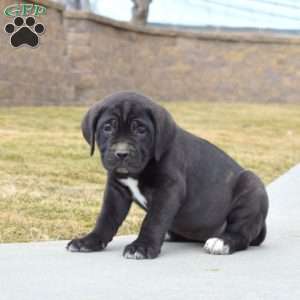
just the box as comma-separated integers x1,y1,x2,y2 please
0,102,299,243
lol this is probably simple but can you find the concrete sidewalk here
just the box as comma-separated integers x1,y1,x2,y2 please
1,165,300,300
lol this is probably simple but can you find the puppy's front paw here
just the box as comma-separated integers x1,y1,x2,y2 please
66,232,107,252
204,237,230,255
123,241,160,259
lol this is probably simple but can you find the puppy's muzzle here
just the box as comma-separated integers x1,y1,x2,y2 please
111,142,135,162
115,150,129,160
106,142,142,175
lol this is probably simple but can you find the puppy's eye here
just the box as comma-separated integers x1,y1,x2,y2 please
132,121,147,135
136,125,146,135
103,123,114,134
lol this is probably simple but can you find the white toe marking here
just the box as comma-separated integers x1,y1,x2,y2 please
124,252,135,259
134,251,144,259
67,244,79,252
164,232,171,241
124,251,144,260
119,177,147,208
204,238,230,255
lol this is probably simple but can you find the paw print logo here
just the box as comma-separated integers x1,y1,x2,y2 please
4,16,45,48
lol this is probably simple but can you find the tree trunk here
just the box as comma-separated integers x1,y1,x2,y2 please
131,0,152,26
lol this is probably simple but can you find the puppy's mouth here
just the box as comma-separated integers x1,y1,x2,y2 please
113,165,143,178
116,167,129,175
103,153,146,176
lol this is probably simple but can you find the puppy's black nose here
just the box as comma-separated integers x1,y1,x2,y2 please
115,151,129,160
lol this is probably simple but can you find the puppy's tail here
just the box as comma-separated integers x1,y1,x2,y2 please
250,223,267,246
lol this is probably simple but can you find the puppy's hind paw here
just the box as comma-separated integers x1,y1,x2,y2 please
204,238,230,255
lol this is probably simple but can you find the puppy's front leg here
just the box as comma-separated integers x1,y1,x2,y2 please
123,184,183,259
67,178,132,252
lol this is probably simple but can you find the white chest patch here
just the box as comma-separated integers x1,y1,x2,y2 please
119,177,147,208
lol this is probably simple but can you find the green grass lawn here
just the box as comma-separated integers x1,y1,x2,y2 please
0,102,299,243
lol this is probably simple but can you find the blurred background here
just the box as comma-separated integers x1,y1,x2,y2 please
61,0,300,32
0,1,299,243
1,0,300,105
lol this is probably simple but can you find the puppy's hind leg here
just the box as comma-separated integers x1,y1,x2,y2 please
204,170,269,255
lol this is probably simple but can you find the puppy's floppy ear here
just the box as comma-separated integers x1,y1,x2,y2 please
150,104,177,161
81,102,105,156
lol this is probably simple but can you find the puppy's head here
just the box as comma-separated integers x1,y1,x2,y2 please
81,91,176,177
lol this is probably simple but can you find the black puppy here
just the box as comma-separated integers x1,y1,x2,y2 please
67,91,268,259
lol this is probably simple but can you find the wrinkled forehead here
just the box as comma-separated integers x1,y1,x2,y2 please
101,101,151,124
